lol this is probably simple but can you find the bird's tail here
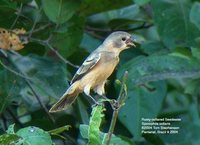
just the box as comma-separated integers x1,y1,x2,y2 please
49,81,80,112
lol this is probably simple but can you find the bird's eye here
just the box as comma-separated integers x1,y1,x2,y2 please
122,37,126,41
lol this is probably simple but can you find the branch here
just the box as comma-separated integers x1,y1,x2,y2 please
19,4,79,68
0,114,7,130
85,23,153,40
4,54,55,123
85,26,111,32
85,22,153,34
46,42,80,68
7,108,24,128
119,23,153,32
29,38,79,68
28,6,42,38
0,52,54,121
10,3,23,29
103,71,128,145
27,23,53,34
24,77,55,123
0,59,33,80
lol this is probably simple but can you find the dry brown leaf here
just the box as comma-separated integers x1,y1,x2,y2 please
0,28,28,51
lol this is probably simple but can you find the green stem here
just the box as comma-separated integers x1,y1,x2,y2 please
104,109,119,145
6,53,55,123
103,71,128,145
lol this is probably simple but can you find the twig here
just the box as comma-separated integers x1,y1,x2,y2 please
85,23,153,40
0,60,33,80
85,26,111,32
120,23,153,32
86,22,153,34
26,3,79,69
0,77,17,116
10,3,23,29
24,78,55,123
5,54,55,123
29,38,79,68
1,54,55,123
7,108,24,128
103,71,128,145
27,23,52,34
28,6,42,38
64,134,77,145
46,43,80,68
0,114,7,130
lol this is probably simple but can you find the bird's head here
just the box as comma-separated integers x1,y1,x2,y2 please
103,31,136,52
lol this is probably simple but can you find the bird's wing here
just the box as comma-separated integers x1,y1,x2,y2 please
70,52,101,84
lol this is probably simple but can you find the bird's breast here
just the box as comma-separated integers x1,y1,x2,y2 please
79,52,119,89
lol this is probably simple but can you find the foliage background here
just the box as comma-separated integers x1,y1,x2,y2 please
0,0,200,144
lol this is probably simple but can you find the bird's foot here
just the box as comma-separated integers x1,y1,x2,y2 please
98,95,112,103
110,99,120,111
87,94,101,108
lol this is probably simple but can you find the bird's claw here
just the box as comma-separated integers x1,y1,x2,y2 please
92,102,99,108
110,99,120,110
92,101,105,108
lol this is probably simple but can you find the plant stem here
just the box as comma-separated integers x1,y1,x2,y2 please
104,108,119,145
103,71,128,145
7,108,24,128
0,60,32,80
29,38,79,68
6,53,55,123
10,3,23,29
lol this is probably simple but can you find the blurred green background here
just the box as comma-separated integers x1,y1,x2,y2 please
0,0,200,144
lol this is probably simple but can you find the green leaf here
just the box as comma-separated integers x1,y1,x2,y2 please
0,134,22,145
191,47,200,59
184,79,200,96
0,0,17,10
42,0,79,24
48,125,71,135
190,2,200,30
158,119,200,145
141,40,168,55
80,0,133,16
50,16,84,58
77,97,90,124
80,33,102,53
8,54,69,109
6,124,15,134
143,134,165,145
80,125,135,145
87,105,105,145
80,124,88,139
0,1,18,27
0,69,22,112
17,105,31,123
118,81,167,139
134,0,150,6
16,126,53,145
117,54,200,139
151,0,200,48
161,89,191,116
88,4,140,26
118,54,200,86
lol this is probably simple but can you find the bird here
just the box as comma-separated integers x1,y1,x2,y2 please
49,31,136,112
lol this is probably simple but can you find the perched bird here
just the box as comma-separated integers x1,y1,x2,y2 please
49,31,136,112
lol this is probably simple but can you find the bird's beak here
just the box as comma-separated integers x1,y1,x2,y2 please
126,36,136,47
